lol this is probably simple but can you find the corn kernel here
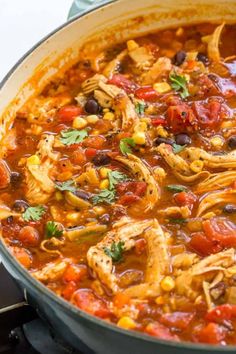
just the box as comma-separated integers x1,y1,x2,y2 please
153,82,171,94
127,40,139,51
153,167,167,181
66,212,80,222
103,112,115,121
55,191,63,201
156,126,168,138
99,167,111,179
27,155,40,165
155,296,165,305
103,108,110,113
176,27,184,37
134,121,147,132
132,131,146,145
161,276,175,292
72,117,87,129
190,160,204,173
117,316,136,330
93,206,106,215
210,136,224,148
186,51,198,61
99,179,109,189
86,115,99,124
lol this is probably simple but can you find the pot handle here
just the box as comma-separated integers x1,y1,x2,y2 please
68,0,116,20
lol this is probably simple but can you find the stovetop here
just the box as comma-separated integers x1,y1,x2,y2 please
0,265,91,354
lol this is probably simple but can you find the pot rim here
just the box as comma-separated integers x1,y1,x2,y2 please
0,1,235,351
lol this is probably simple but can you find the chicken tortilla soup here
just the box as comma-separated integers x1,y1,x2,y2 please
2,23,236,345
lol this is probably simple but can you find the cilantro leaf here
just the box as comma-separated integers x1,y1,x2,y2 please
169,73,189,99
92,189,116,205
166,184,188,193
45,221,63,239
55,180,76,193
60,129,88,146
169,218,187,224
172,143,186,154
22,206,45,222
108,170,129,190
104,241,125,263
119,138,136,155
135,101,146,115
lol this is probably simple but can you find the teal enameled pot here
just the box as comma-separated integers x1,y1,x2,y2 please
1,1,236,353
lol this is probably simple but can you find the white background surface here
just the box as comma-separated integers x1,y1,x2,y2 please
0,0,72,81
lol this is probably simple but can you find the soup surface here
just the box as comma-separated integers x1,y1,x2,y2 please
2,23,236,345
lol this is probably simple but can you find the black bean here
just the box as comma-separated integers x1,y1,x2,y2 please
92,152,111,166
228,136,236,149
154,137,174,146
12,200,29,213
85,99,100,114
10,172,22,186
175,133,192,146
223,204,236,214
197,52,209,65
74,190,91,201
99,214,110,224
173,51,186,66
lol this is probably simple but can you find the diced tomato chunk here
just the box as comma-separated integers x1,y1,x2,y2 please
195,323,225,344
74,289,110,318
62,281,77,300
174,191,197,208
205,304,236,323
108,74,138,93
145,322,179,341
135,86,160,102
63,264,87,283
135,238,147,255
166,104,196,133
83,136,106,149
85,148,97,159
58,105,83,122
18,226,39,247
118,194,140,206
71,148,87,165
193,99,222,129
189,232,222,257
113,293,131,309
203,218,236,248
159,312,195,330
10,246,32,269
0,160,11,189
116,181,147,197
151,117,167,126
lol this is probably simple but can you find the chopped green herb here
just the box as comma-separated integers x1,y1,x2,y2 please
45,221,63,239
22,206,45,222
172,143,186,154
104,241,125,263
92,189,116,205
166,184,188,193
119,138,136,155
108,170,129,190
60,129,88,146
169,73,189,99
169,218,187,224
55,180,76,193
135,101,146,115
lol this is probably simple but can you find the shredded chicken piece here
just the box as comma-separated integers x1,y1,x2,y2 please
128,45,153,71
203,23,225,62
81,74,107,95
156,144,192,176
116,154,160,211
123,219,170,299
25,134,59,204
195,171,236,194
141,57,172,85
175,249,235,300
87,217,153,293
181,147,236,169
158,206,191,219
103,50,128,78
31,258,72,282
197,188,236,216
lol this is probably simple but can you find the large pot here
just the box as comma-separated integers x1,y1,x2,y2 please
0,1,236,353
